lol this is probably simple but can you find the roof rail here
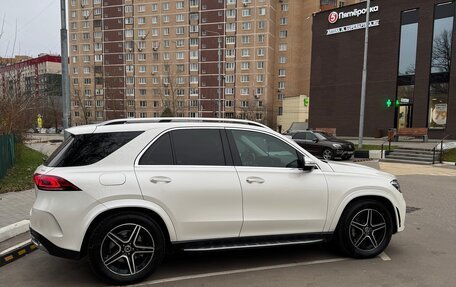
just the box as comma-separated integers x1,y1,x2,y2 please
99,117,271,129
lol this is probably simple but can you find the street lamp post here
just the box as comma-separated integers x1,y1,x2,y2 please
60,0,70,137
204,30,223,118
358,0,371,149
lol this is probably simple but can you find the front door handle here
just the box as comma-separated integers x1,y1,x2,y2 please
150,176,172,184
246,177,265,184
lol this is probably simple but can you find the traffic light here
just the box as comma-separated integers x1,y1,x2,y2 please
396,99,400,107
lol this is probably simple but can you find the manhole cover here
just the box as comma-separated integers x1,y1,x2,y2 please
406,206,421,214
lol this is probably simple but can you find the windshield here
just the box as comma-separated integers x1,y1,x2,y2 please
314,131,336,140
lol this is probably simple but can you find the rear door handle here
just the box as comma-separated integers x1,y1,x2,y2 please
246,177,265,184
150,176,172,184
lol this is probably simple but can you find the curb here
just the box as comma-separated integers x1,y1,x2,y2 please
0,239,37,268
0,220,30,243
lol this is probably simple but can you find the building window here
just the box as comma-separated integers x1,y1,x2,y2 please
280,17,288,25
428,2,454,129
258,7,266,16
279,30,288,38
395,9,419,129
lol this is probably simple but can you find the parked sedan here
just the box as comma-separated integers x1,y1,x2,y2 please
286,130,355,160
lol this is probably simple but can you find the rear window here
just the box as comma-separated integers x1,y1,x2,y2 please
44,131,143,167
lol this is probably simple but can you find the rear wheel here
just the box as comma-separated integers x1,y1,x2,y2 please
322,149,334,160
88,212,165,285
334,200,393,258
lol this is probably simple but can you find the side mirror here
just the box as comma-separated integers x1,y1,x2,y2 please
302,158,317,171
312,138,319,143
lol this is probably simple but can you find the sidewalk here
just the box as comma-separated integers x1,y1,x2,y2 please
0,135,61,242
0,189,34,228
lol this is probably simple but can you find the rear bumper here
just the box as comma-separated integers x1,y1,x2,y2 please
30,228,81,260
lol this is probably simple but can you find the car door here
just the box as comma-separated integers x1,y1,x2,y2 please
227,129,328,237
291,132,307,149
134,128,243,241
304,132,322,154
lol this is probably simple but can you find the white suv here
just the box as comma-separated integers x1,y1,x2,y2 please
30,118,406,284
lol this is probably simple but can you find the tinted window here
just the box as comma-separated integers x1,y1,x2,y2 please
139,133,173,165
306,132,319,140
292,132,306,140
45,131,143,167
231,130,299,168
172,129,225,166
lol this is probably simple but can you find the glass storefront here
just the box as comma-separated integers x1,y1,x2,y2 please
428,2,454,129
396,9,419,128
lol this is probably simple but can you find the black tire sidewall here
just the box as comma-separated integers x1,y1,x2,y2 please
337,200,393,258
88,212,166,285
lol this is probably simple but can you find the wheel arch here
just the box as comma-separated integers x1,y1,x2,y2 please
328,195,399,234
80,206,175,257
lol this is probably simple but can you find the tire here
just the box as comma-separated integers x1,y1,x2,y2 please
88,212,166,285
342,155,352,160
322,149,334,160
334,200,393,259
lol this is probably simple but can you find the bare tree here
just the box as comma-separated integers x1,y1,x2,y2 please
72,84,90,125
39,74,63,131
432,30,452,73
238,100,266,124
156,61,186,117
0,67,38,135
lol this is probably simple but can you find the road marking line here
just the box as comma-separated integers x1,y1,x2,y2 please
128,257,348,287
0,239,32,256
379,252,391,261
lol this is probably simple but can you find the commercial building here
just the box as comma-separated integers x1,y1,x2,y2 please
0,54,63,129
68,0,358,128
309,0,456,139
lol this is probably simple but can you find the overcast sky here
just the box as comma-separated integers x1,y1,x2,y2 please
0,0,61,58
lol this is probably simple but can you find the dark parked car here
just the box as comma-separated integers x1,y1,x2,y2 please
286,130,355,160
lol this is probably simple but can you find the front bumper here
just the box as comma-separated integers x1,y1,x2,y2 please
30,228,81,260
335,149,354,157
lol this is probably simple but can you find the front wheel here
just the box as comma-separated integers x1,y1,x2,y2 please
334,200,393,258
88,212,165,285
322,149,334,160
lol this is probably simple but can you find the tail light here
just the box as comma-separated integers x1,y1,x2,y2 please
33,174,81,191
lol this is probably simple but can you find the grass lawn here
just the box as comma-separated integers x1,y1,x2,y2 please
443,148,456,162
355,144,398,151
0,143,44,194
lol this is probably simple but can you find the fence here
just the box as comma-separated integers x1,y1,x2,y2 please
0,134,16,180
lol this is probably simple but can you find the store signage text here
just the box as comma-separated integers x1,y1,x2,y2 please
328,6,379,24
326,20,380,35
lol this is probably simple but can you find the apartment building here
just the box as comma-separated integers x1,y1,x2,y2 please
0,54,63,129
68,0,357,128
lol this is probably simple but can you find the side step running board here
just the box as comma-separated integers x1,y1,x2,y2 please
183,239,324,252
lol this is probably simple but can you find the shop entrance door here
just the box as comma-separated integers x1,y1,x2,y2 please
397,105,413,129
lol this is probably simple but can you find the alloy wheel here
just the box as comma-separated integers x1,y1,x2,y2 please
322,149,333,160
100,223,155,276
349,208,387,252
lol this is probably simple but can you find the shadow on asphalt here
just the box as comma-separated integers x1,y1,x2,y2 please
0,243,340,286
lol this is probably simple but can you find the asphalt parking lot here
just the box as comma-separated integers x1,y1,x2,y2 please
1,163,455,287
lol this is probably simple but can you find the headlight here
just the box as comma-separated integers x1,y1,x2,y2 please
332,144,342,149
391,179,401,192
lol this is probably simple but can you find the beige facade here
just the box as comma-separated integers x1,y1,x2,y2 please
277,94,309,132
68,0,359,128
